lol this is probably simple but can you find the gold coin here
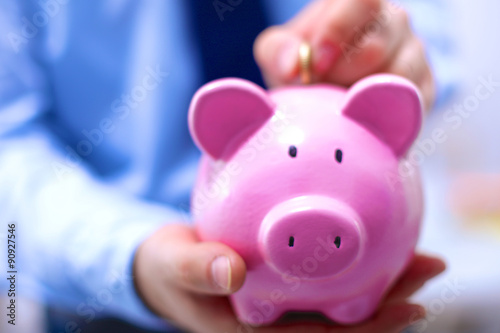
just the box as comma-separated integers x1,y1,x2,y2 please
299,41,313,85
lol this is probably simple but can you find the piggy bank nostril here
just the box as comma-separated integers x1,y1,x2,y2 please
334,236,341,249
335,149,343,163
258,196,364,280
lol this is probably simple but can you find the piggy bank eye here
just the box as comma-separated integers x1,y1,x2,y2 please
335,149,343,163
289,145,297,158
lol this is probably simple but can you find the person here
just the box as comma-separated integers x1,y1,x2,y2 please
0,0,449,332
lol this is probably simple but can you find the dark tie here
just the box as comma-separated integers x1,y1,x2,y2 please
187,0,269,87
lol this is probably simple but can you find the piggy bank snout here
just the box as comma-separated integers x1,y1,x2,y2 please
259,196,362,279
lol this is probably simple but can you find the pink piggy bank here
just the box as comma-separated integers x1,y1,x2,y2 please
188,74,423,325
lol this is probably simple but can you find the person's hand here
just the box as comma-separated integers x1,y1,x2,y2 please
134,224,445,333
254,0,436,111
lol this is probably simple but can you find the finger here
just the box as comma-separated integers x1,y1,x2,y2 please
310,0,384,74
148,224,246,295
166,239,247,295
380,35,437,111
253,26,303,86
384,37,427,84
253,0,331,86
287,0,330,34
375,34,436,111
418,66,437,112
343,302,426,333
386,254,446,302
326,6,411,85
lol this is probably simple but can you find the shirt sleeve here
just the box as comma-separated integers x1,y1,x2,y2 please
0,2,180,330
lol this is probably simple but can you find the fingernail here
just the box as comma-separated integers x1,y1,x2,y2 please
313,43,338,75
278,38,301,78
211,256,231,292
409,305,426,322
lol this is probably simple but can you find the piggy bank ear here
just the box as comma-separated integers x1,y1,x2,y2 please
188,78,275,160
341,74,423,158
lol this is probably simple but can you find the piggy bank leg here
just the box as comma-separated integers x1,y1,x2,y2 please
324,277,391,324
231,295,285,326
324,296,377,324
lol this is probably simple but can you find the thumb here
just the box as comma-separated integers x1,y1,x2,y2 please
253,26,302,86
162,225,246,295
171,241,247,295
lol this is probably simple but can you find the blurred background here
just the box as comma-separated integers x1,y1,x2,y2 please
1,0,499,332
411,0,500,332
